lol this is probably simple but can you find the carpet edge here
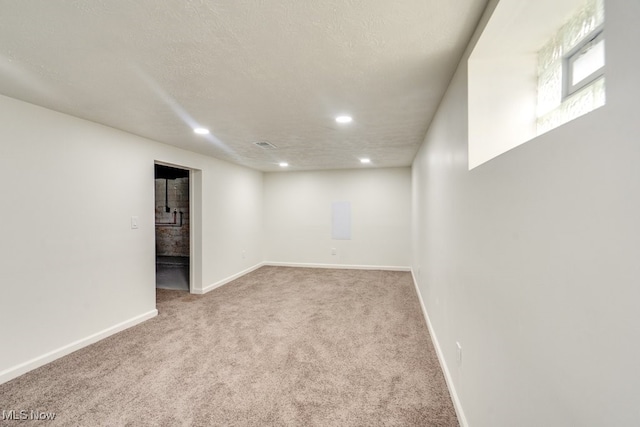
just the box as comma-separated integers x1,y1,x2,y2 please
0,309,158,385
195,262,266,294
411,268,468,427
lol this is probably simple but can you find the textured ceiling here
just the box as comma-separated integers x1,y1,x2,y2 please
0,0,487,171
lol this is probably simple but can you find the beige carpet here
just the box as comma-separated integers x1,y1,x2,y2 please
0,267,458,426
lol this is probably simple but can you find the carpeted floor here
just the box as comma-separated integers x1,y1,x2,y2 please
0,267,458,426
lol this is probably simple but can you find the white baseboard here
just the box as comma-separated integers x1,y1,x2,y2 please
265,261,410,272
0,309,158,386
195,262,266,294
410,269,468,427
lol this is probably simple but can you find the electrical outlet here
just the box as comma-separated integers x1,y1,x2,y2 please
331,248,337,255
241,250,246,259
456,342,462,366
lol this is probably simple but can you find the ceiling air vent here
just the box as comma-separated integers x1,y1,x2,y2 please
253,141,278,149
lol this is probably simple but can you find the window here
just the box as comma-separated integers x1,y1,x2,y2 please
565,28,605,98
467,0,606,170
536,0,605,135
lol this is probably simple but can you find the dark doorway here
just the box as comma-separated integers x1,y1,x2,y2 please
155,164,190,291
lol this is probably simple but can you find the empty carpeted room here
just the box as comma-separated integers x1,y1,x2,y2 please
1,0,639,426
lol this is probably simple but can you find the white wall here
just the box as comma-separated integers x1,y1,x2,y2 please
0,94,263,383
265,168,410,269
412,0,640,425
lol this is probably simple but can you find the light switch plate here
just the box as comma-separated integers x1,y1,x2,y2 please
131,216,139,229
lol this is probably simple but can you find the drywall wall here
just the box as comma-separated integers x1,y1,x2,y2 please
264,168,410,269
411,0,640,425
0,94,263,383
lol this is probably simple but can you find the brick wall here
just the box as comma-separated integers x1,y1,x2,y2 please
155,177,189,257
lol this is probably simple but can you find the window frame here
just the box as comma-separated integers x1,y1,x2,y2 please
563,26,605,99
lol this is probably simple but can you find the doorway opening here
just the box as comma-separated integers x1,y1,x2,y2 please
155,164,190,291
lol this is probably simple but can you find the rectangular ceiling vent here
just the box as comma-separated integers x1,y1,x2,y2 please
254,141,278,149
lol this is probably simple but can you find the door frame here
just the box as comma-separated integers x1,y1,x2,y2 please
154,161,202,294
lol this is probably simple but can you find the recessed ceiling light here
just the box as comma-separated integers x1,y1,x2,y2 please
360,158,371,164
279,162,289,167
335,115,353,124
193,128,210,135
